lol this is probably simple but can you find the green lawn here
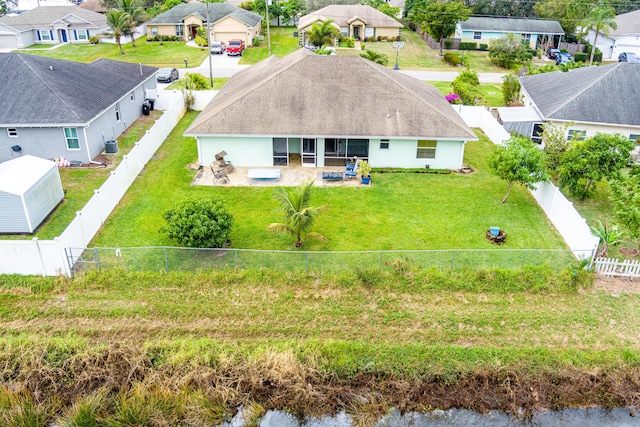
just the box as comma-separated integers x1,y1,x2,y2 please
426,80,504,106
88,113,566,253
15,36,209,69
240,26,302,64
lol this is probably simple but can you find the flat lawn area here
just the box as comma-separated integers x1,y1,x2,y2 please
240,26,301,64
15,37,208,68
90,112,566,252
426,80,504,106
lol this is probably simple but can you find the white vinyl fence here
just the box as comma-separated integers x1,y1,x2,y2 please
594,258,640,278
456,106,599,259
0,95,185,276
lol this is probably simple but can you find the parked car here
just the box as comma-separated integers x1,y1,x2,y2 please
156,67,179,83
555,52,573,65
226,39,245,56
547,48,561,60
210,41,226,55
618,52,640,63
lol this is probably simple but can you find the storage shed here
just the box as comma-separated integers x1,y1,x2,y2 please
0,155,64,233
496,106,545,144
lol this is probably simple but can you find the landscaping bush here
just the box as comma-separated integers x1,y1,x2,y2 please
488,33,531,68
574,52,588,63
252,37,262,46
443,39,453,49
148,35,182,42
479,43,488,51
502,73,521,106
161,198,233,248
194,35,208,47
89,35,101,44
443,51,461,66
459,42,477,50
452,70,482,105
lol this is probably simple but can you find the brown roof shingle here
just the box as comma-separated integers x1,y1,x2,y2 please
186,49,476,140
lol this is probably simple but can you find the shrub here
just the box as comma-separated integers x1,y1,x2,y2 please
502,73,521,106
443,39,453,49
452,70,482,105
443,51,461,66
360,42,365,50
574,52,588,63
194,35,208,47
252,37,262,46
459,42,477,50
148,35,181,42
445,92,461,104
161,198,234,248
488,33,531,68
453,69,479,86
184,72,209,90
89,35,101,44
346,37,355,48
479,43,488,51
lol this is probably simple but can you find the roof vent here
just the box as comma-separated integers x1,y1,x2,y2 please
49,65,53,71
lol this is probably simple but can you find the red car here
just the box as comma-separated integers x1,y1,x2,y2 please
227,39,245,56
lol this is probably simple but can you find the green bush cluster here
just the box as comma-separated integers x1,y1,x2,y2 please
148,35,182,42
479,43,488,50
161,198,233,248
574,52,588,62
443,51,461,66
444,39,453,49
459,42,477,50
451,70,483,105
194,35,208,47
89,35,101,44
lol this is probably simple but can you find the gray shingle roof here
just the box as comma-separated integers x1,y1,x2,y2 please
186,49,476,140
0,6,106,32
611,9,640,38
519,63,640,127
147,3,262,28
298,5,402,29
0,53,157,126
460,17,564,35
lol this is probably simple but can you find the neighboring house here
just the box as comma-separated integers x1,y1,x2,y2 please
0,53,158,164
185,49,477,170
513,63,640,143
455,17,564,49
78,0,108,14
145,3,262,46
297,5,402,45
585,9,640,60
0,6,107,50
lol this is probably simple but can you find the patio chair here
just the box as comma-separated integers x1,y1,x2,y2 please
213,159,235,174
210,164,230,184
345,159,359,179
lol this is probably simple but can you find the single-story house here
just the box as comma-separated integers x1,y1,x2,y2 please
585,9,640,60
0,53,158,164
0,155,64,234
455,17,564,49
0,6,107,50
515,63,640,143
145,3,262,46
297,5,402,45
185,49,477,170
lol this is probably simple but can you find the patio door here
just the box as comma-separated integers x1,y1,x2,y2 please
301,138,316,167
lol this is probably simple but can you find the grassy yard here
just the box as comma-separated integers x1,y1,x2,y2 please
426,80,504,107
15,36,209,68
240,26,301,64
88,112,566,253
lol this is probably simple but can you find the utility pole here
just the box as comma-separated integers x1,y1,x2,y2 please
266,0,271,56
206,0,213,87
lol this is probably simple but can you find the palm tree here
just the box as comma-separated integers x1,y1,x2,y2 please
117,0,146,47
359,49,389,66
105,9,132,55
267,180,328,247
581,4,617,64
306,19,340,49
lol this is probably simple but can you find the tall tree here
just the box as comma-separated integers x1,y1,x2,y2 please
609,167,640,240
559,133,634,200
0,0,18,16
306,19,340,48
581,3,617,64
413,1,471,56
117,0,147,47
280,0,305,25
105,9,133,55
488,135,550,203
267,180,328,247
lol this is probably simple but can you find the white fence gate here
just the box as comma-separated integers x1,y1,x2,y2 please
594,257,640,278
0,95,185,276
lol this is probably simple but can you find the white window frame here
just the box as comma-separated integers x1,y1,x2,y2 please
175,25,184,37
39,30,52,41
76,29,88,40
473,31,482,40
64,128,80,150
417,140,437,159
380,140,389,149
7,128,18,138
522,33,531,43
567,129,586,141
130,91,135,101
151,26,158,36
115,102,121,122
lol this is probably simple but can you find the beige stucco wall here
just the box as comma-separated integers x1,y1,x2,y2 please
212,16,258,45
147,24,178,38
184,15,203,27
374,27,400,39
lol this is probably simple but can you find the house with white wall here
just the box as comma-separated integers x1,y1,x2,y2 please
455,17,564,49
584,9,640,60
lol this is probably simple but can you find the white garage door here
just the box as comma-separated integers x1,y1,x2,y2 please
214,32,247,45
0,35,18,50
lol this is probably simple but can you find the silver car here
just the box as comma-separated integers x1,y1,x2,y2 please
210,41,226,55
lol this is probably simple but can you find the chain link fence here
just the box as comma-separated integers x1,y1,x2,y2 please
68,247,591,275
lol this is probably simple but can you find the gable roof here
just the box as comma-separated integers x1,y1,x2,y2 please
298,5,402,30
78,0,108,14
610,9,640,38
0,6,106,32
460,17,564,35
147,3,262,28
186,49,476,140
519,63,640,127
0,53,157,126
